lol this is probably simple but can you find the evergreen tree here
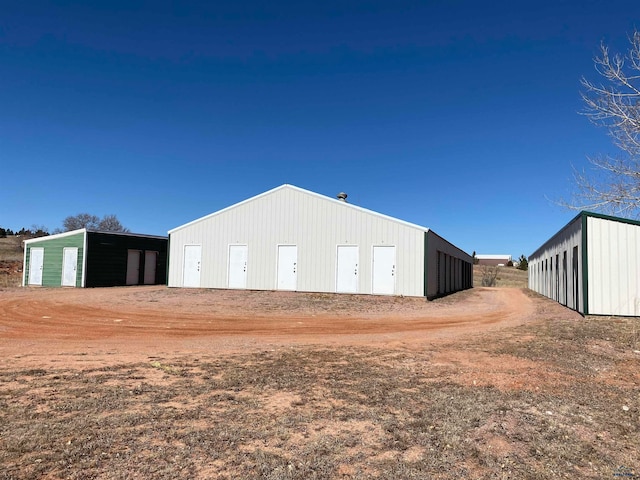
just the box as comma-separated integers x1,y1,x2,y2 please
517,255,528,271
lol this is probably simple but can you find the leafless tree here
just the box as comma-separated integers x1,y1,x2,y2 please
62,213,129,233
63,213,100,231
564,30,640,217
480,265,499,287
97,214,130,233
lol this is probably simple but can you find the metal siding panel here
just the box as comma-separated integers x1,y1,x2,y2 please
629,223,640,315
595,218,610,314
617,223,629,308
423,231,472,298
630,222,640,315
168,232,183,287
588,217,640,315
587,217,604,314
588,217,603,315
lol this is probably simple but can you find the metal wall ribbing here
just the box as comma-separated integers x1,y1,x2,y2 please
587,216,640,316
528,215,583,313
426,231,473,298
168,185,473,297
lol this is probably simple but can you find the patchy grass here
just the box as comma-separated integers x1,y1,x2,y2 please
0,236,23,262
1,311,639,479
473,265,528,288
0,236,23,288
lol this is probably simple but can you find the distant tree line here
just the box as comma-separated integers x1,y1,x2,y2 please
1,213,129,239
0,226,49,239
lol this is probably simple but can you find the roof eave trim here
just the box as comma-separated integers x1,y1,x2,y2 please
22,228,87,244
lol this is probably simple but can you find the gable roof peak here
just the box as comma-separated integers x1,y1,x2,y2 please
168,183,431,234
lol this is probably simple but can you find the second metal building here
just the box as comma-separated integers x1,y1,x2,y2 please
529,211,640,316
168,184,472,298
23,229,168,288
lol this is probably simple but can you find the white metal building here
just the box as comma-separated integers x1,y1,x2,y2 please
529,211,640,316
168,184,472,298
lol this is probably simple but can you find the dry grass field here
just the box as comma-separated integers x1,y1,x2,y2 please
473,265,528,289
0,279,638,479
0,236,23,288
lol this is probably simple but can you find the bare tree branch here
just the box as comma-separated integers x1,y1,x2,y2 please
62,213,130,233
565,30,640,217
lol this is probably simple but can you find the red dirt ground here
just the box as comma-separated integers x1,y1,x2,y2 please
10,286,633,479
0,285,561,371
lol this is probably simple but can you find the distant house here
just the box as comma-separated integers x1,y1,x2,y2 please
476,254,512,266
167,184,473,298
23,229,167,288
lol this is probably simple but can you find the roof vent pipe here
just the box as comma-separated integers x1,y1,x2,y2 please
337,192,348,202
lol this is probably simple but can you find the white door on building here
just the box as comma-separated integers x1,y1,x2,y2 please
28,247,44,286
277,245,297,291
126,250,141,285
143,251,158,285
336,245,359,293
228,245,248,289
183,245,202,288
61,247,78,287
372,246,396,295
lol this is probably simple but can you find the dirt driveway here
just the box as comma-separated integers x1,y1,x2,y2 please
4,285,638,479
0,286,541,368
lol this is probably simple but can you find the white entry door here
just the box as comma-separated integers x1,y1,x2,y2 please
28,247,44,286
143,251,158,285
228,245,248,289
372,246,396,295
183,245,202,288
126,250,141,285
277,245,297,291
336,245,359,293
61,247,78,287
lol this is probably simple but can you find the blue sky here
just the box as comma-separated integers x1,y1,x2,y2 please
2,1,639,258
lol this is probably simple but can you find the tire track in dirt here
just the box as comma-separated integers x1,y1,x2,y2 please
0,286,533,337
0,286,536,366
